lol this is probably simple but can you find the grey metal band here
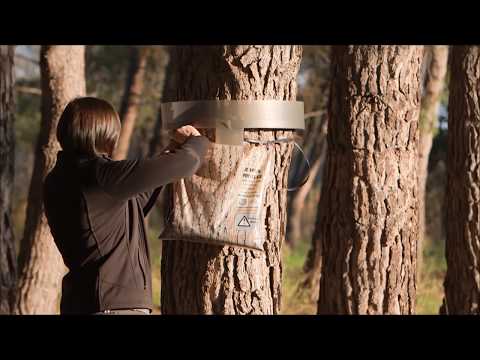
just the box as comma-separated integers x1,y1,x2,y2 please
161,100,305,145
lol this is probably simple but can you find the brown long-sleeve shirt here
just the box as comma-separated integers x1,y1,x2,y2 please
44,135,210,314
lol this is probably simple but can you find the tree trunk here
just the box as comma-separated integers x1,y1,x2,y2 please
295,49,333,298
285,47,330,248
112,46,149,160
143,48,174,242
287,155,323,248
286,114,328,247
297,142,328,302
149,47,173,157
317,46,423,315
297,122,329,301
14,46,86,314
160,46,302,314
417,46,448,275
443,46,480,314
0,46,17,314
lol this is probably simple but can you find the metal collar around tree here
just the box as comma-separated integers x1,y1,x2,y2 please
160,100,309,191
160,100,305,145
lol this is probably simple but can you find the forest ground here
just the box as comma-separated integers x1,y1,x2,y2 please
148,231,446,315
280,236,447,315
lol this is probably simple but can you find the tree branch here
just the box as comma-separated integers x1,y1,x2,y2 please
304,110,323,119
16,85,41,95
15,53,39,65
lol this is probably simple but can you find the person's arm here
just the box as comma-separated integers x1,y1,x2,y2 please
96,135,210,202
135,141,180,215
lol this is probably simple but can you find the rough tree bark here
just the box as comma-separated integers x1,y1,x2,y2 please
0,46,17,314
14,46,86,314
160,46,302,314
112,46,149,160
417,46,448,275
317,46,423,314
443,46,480,314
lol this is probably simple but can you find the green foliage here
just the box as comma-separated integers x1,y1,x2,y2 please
298,46,330,114
429,129,448,172
280,235,447,314
147,224,162,313
15,90,41,147
146,205,167,313
86,45,130,108
417,238,447,314
281,240,316,315
14,73,42,244
86,45,168,139
15,46,42,147
440,68,450,108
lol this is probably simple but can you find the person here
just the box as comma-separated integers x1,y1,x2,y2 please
43,97,209,315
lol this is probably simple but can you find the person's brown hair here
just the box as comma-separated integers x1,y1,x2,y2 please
57,97,121,158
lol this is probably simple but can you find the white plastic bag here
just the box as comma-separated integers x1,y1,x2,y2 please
159,142,274,251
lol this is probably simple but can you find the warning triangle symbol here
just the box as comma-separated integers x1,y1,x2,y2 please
237,216,251,227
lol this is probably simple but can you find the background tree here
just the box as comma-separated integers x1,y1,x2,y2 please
9,45,169,313
144,47,174,235
317,46,423,314
86,45,168,160
161,46,302,314
112,46,150,160
292,48,332,301
148,46,173,157
417,45,449,275
286,46,330,248
14,46,86,314
6,45,452,315
0,45,17,314
12,46,42,248
443,46,480,314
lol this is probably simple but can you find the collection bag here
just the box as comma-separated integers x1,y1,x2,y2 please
159,139,309,251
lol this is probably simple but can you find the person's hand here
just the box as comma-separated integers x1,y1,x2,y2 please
170,125,201,144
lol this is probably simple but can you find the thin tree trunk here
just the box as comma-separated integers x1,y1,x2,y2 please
285,47,330,248
417,46,448,276
287,157,322,248
317,46,423,315
149,47,173,157
112,46,149,160
286,117,328,248
443,46,480,314
297,141,328,302
295,49,333,298
161,46,302,314
141,47,174,241
0,45,17,314
14,46,86,314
